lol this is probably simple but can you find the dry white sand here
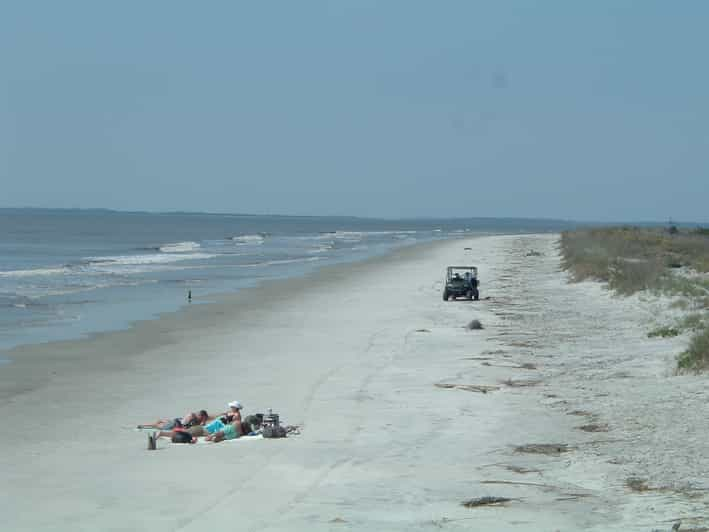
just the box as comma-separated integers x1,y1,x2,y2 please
1,234,706,531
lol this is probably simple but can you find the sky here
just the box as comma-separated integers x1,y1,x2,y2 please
1,1,708,222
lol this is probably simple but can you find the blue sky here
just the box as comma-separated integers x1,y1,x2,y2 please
1,1,707,221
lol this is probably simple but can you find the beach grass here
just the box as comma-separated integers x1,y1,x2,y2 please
560,227,709,371
677,327,709,371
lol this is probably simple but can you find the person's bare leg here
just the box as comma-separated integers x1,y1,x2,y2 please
211,431,225,443
154,431,174,440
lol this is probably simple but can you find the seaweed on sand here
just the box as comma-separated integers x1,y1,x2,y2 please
461,496,512,508
514,443,571,455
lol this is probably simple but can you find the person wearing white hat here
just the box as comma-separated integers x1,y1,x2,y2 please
205,401,244,442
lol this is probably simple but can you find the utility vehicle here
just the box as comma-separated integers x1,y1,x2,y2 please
442,266,479,301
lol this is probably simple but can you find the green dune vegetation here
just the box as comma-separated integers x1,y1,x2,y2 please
560,226,709,372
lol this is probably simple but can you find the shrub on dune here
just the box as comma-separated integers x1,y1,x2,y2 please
677,327,709,372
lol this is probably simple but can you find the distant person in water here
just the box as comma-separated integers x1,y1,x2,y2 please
188,290,192,302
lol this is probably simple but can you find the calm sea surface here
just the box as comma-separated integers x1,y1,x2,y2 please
0,209,573,355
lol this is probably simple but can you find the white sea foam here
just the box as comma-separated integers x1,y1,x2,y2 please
241,257,321,268
0,267,69,278
12,279,160,299
159,241,201,253
310,230,418,242
230,234,265,245
85,252,215,269
307,245,333,254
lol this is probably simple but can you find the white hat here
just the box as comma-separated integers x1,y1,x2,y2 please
228,400,243,410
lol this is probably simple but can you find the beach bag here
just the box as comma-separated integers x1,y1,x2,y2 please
171,431,192,444
262,425,287,438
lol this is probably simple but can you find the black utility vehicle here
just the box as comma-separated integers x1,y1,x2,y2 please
442,266,479,301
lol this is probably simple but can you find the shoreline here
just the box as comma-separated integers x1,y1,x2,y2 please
0,238,460,404
0,235,463,356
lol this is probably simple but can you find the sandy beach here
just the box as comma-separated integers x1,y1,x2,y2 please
1,234,707,531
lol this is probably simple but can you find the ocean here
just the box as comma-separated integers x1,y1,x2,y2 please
0,209,573,355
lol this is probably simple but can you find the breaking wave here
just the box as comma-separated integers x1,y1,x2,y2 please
159,241,201,253
230,234,265,245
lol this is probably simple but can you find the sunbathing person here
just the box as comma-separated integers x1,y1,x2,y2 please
205,401,244,442
152,410,210,442
154,426,197,444
139,409,208,430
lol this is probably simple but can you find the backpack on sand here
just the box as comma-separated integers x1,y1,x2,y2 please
262,425,287,438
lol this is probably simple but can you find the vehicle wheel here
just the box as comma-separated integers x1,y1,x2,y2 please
442,290,449,301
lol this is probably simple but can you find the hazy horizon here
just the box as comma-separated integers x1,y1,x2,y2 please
2,2,708,222
3,205,705,227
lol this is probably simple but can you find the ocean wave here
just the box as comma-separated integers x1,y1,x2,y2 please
0,246,215,279
159,241,201,253
8,279,161,300
84,252,216,269
230,234,265,245
307,230,418,242
307,244,333,254
0,267,69,278
240,256,322,268
333,231,364,241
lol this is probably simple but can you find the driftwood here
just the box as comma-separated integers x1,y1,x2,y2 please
577,423,609,432
461,496,512,508
501,378,542,388
504,465,541,474
435,383,500,394
567,410,594,417
514,443,571,455
483,362,537,370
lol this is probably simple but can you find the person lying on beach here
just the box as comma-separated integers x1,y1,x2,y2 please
204,401,244,442
154,426,198,444
138,410,209,431
152,410,210,442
